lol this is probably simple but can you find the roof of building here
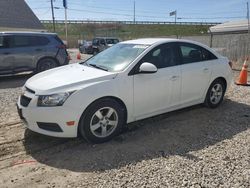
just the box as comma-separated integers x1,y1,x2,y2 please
209,19,250,34
0,0,44,30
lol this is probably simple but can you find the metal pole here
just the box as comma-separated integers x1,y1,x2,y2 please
247,2,250,34
50,0,55,32
65,7,68,45
247,2,250,58
175,10,177,24
133,0,135,24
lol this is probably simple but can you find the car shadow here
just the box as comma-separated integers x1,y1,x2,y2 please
0,73,33,89
23,99,250,172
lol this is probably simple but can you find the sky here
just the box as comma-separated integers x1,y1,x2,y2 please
25,0,249,23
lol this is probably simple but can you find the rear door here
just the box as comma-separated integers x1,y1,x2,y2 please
9,35,35,72
177,42,212,104
0,35,14,74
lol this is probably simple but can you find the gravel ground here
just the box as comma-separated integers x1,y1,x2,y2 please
0,57,249,187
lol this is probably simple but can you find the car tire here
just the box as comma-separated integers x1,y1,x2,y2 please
204,79,226,108
79,98,125,143
36,58,58,73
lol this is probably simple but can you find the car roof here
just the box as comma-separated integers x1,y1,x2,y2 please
94,37,119,39
121,38,212,46
121,38,222,57
0,31,57,35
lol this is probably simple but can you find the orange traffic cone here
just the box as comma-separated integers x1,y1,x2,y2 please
77,52,81,60
235,58,249,86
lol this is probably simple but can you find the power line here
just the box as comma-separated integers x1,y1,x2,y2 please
68,8,245,20
67,1,244,16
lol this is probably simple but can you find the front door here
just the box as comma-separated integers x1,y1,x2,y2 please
133,43,181,119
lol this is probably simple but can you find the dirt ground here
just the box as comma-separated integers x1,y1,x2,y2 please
0,51,249,187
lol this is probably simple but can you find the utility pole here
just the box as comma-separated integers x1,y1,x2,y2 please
247,2,250,34
175,10,177,24
133,0,136,24
63,0,68,45
247,2,250,57
50,0,55,32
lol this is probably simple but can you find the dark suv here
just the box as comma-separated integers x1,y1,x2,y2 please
0,32,69,75
92,37,120,55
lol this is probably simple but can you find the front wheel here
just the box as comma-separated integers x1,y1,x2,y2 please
204,79,226,108
79,99,125,143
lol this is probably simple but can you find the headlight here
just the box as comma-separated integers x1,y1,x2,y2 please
37,92,74,107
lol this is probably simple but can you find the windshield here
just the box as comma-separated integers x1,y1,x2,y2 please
106,38,119,44
85,43,149,72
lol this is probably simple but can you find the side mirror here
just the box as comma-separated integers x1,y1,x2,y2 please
139,62,157,74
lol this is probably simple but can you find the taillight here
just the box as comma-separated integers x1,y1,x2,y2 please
228,61,233,69
57,44,66,49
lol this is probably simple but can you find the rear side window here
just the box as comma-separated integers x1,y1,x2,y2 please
10,35,50,48
54,35,64,45
201,48,217,61
179,42,217,64
92,39,99,45
100,39,105,45
30,36,49,46
179,43,203,64
12,36,30,47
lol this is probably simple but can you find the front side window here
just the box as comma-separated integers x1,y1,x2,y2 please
0,36,4,48
84,43,149,72
140,43,179,69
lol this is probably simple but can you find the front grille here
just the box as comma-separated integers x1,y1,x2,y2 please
25,87,35,94
20,95,32,107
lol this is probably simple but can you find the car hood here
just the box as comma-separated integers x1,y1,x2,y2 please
25,63,117,94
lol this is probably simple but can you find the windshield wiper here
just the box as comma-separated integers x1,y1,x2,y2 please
88,64,108,71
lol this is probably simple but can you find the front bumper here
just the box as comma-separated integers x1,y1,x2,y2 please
17,92,79,138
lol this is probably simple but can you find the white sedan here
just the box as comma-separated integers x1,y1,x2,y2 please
17,38,233,143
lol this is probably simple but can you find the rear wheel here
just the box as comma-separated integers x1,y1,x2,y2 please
204,79,226,108
36,58,57,73
79,98,125,143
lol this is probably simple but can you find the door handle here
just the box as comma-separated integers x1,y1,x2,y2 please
3,52,10,55
203,68,209,72
170,75,179,81
35,49,42,52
